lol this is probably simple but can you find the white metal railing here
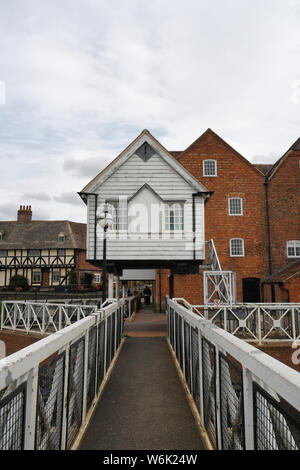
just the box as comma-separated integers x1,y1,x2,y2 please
1,302,98,335
206,239,222,271
172,299,300,344
167,297,300,450
0,299,124,450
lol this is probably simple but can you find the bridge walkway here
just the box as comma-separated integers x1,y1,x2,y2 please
79,305,205,450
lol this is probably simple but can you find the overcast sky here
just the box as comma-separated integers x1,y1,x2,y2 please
0,0,299,223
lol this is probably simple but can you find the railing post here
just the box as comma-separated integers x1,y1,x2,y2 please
198,329,204,422
242,368,255,450
103,317,108,375
215,345,222,450
82,329,89,424
24,365,39,449
181,317,185,377
257,307,262,345
61,344,70,450
292,308,296,342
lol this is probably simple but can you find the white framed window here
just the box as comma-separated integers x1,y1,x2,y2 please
32,270,42,283
52,271,60,283
94,273,101,283
230,238,245,257
203,159,217,176
108,201,128,231
165,203,184,231
287,240,300,258
229,197,243,216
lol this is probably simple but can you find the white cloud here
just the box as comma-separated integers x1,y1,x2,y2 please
0,0,299,222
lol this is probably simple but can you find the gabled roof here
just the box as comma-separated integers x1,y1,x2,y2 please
0,220,87,250
128,183,164,203
81,129,210,195
177,128,265,178
253,164,274,176
266,137,300,181
262,260,300,284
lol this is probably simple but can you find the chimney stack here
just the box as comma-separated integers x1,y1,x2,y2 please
17,205,32,224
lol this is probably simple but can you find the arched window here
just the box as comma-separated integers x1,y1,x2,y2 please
230,238,245,257
228,197,243,215
203,159,217,177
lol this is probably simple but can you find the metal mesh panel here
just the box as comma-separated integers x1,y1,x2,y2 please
202,338,217,448
87,326,97,411
184,321,191,391
191,327,200,412
97,321,106,389
35,353,65,450
219,353,244,450
253,383,300,450
0,383,26,450
66,337,85,449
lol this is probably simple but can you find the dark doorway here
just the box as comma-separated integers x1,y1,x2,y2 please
83,272,93,288
242,278,261,303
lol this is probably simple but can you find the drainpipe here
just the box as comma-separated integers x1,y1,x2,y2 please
264,180,275,302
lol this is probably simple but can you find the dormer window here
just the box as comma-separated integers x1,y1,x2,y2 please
203,159,217,177
58,232,66,243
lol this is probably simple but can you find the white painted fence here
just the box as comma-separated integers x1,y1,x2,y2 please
0,300,123,450
172,299,300,344
1,302,98,335
167,297,300,450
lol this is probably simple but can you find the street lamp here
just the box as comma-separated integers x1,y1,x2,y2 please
97,203,113,304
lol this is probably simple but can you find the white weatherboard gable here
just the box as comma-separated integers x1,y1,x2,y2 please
85,131,209,195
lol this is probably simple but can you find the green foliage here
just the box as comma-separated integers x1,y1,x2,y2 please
8,274,29,291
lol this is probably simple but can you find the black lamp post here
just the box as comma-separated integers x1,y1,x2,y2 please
98,203,113,304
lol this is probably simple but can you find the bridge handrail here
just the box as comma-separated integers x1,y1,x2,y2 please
171,299,300,344
0,299,124,450
167,297,300,450
0,301,98,335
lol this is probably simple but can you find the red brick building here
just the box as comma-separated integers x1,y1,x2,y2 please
154,130,300,306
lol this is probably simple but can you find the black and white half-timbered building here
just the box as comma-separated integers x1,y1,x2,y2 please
0,205,88,288
80,130,211,282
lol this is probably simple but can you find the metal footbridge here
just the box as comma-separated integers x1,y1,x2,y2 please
0,296,300,450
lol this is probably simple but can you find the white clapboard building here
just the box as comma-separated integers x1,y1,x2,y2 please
79,130,211,280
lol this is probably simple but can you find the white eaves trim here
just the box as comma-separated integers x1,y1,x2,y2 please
85,131,210,195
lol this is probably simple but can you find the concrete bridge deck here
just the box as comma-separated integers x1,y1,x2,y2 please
79,306,205,450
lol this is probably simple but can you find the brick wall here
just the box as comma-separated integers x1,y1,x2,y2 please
75,249,102,287
257,342,300,373
268,148,300,273
0,330,42,357
178,129,268,302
